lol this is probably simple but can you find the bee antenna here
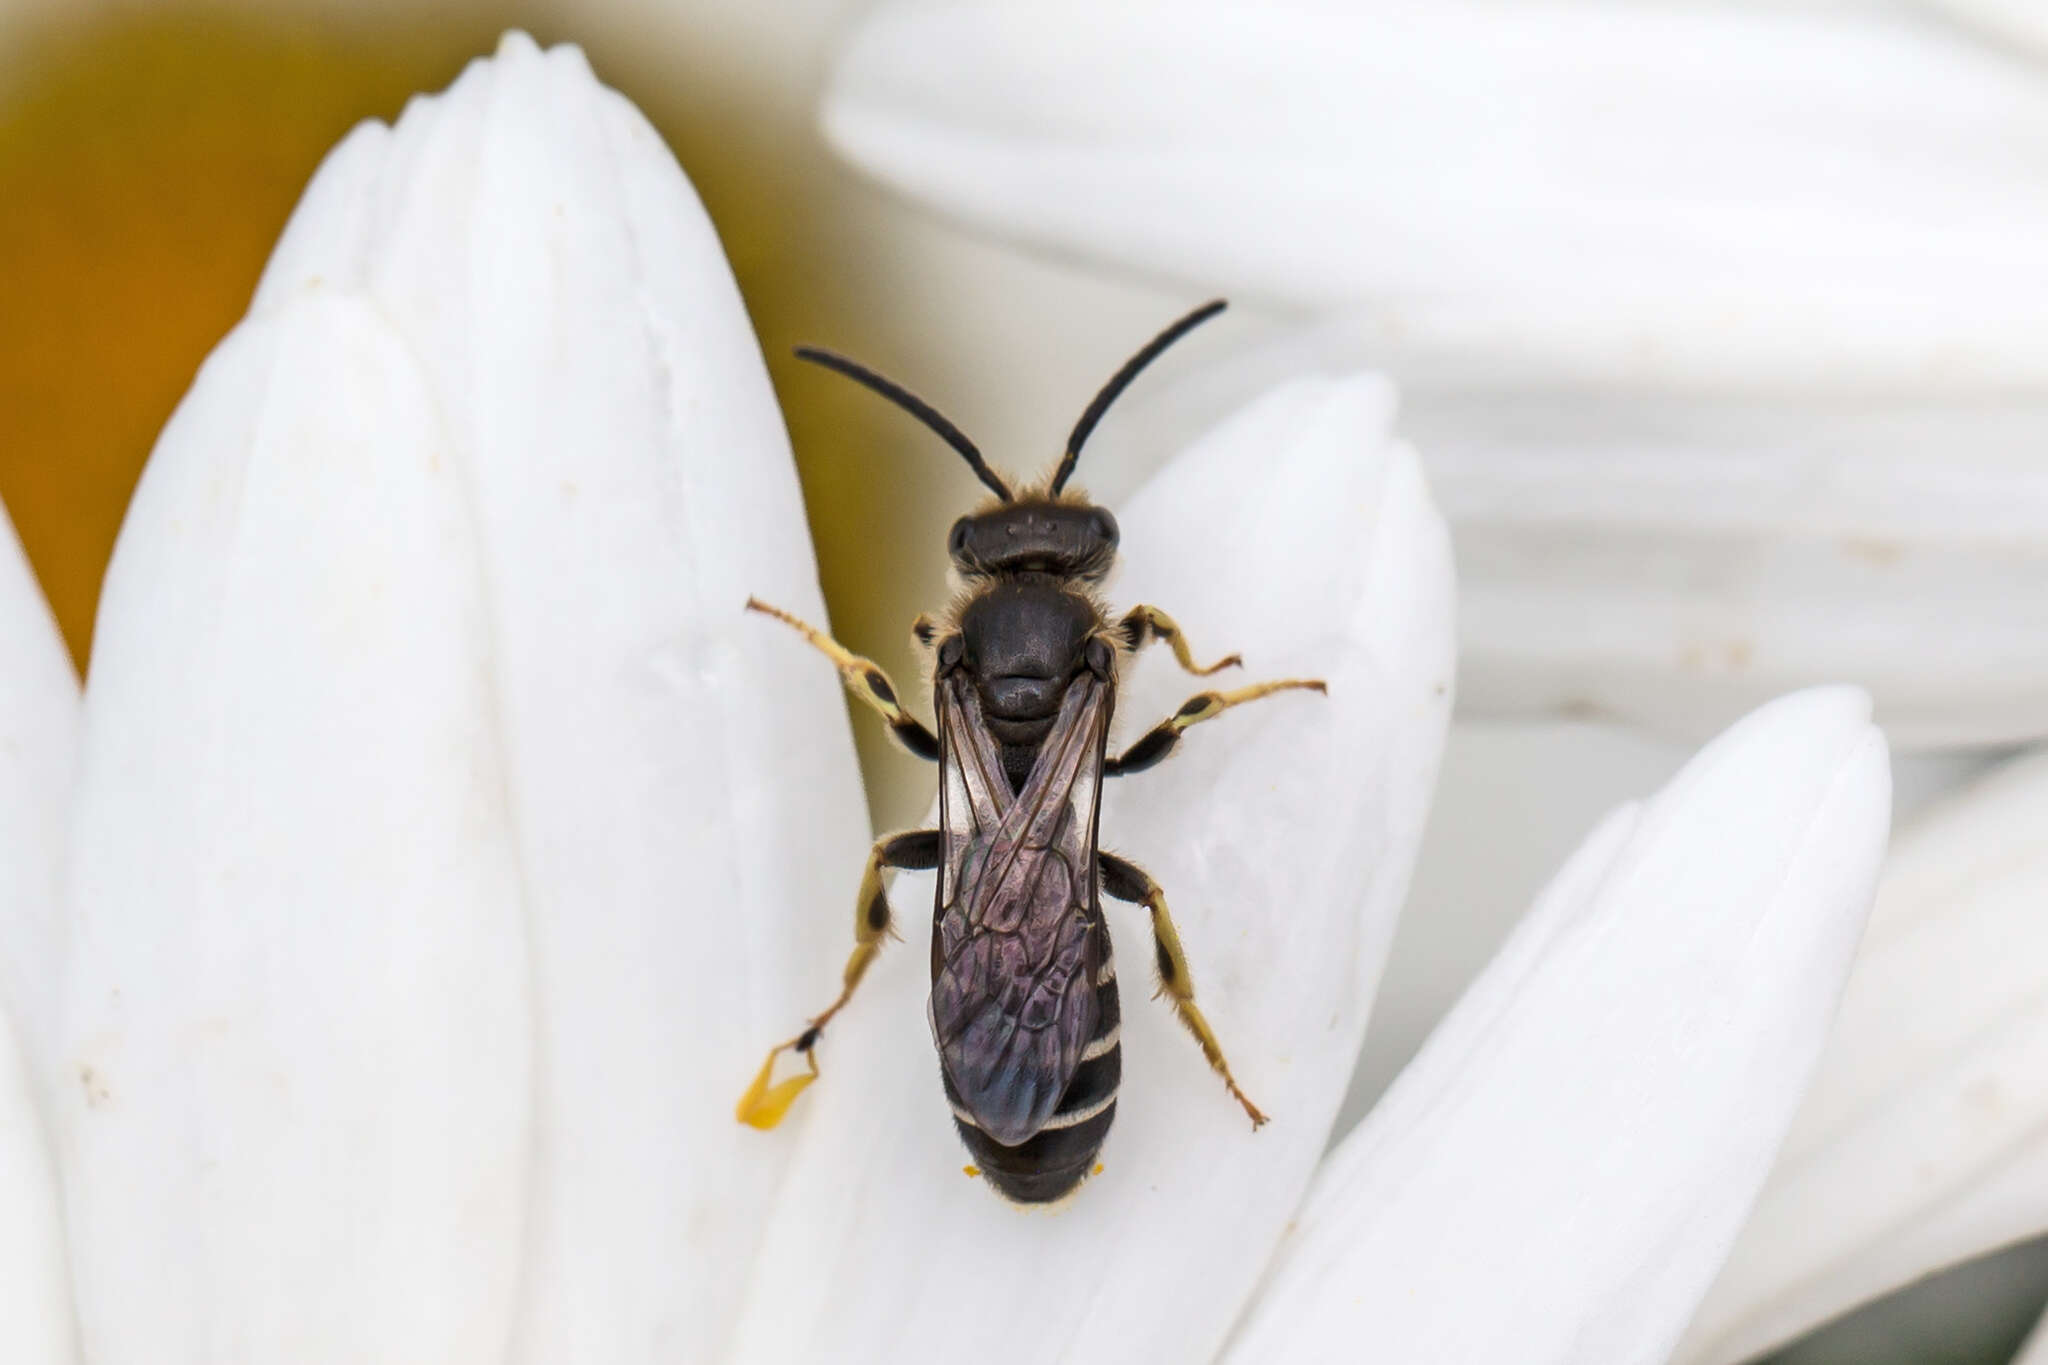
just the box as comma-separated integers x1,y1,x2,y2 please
793,346,1014,502
1052,299,1228,494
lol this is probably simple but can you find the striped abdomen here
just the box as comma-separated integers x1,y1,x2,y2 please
946,918,1121,1204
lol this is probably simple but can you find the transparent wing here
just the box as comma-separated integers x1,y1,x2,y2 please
930,671,1109,1147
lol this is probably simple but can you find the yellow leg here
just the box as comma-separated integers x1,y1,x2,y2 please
1106,677,1326,776
1119,604,1242,676
735,830,942,1129
1098,852,1267,1129
746,597,939,760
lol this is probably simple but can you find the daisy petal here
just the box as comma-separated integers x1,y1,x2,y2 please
1226,688,1890,1364
725,373,1455,1363
1677,750,2048,1364
60,296,531,1362
1089,324,2048,748
258,36,868,1358
0,500,79,1364
63,35,864,1361
1425,397,2048,748
0,503,78,1087
826,1,2048,392
0,981,73,1365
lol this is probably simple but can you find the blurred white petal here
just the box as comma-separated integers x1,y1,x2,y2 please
0,503,78,1086
1428,398,2048,748
725,373,1455,1364
1678,750,2048,1365
1228,688,1891,1364
61,34,864,1362
1092,323,2048,748
0,1002,74,1364
825,1,2048,392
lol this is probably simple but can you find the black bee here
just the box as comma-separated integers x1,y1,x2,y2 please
737,300,1324,1203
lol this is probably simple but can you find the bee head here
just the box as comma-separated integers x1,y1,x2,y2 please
791,299,1226,566
947,499,1119,581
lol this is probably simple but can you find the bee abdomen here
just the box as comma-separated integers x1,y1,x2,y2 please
955,935,1122,1204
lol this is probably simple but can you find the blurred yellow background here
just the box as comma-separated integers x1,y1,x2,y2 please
0,0,1180,827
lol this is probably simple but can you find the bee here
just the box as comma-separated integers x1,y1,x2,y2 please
736,300,1325,1203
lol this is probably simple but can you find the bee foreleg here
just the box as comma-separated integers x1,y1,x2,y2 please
745,597,939,761
1117,605,1242,676
1097,851,1267,1129
1103,677,1326,777
735,829,943,1130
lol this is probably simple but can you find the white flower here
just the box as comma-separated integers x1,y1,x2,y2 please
819,0,2048,750
0,32,1894,1365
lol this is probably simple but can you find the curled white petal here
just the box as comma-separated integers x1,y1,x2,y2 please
0,502,79,1085
63,34,864,1362
724,372,1455,1364
1227,688,1891,1365
1678,749,2048,1364
826,1,2048,393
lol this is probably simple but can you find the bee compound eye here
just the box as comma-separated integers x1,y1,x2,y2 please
948,518,973,557
1090,508,1119,546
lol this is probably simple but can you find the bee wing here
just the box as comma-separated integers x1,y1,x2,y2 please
930,670,1109,1147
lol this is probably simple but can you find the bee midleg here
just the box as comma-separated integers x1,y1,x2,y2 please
1097,851,1267,1130
1117,604,1243,676
1103,677,1327,777
735,829,943,1130
745,597,939,761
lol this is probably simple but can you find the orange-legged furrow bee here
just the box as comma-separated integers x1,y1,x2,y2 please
736,301,1325,1204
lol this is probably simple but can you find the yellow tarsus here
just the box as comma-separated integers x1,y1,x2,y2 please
734,1040,819,1130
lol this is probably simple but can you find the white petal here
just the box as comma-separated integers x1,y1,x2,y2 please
1676,748,2048,1364
1088,322,2048,749
826,1,2048,392
1227,688,1891,1365
63,35,865,1363
260,36,869,1359
1340,724,1990,1135
1425,394,2048,748
0,502,79,1087
61,296,530,1363
0,500,80,1364
723,372,1455,1364
0,1004,75,1365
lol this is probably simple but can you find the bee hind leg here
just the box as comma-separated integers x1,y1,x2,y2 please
1097,851,1267,1129
735,829,943,1129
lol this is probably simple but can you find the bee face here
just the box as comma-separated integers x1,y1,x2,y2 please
947,501,1119,580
